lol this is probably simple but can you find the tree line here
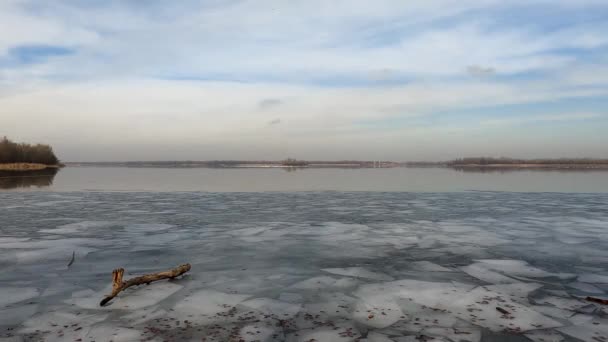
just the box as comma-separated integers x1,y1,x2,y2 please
447,157,608,165
0,137,59,165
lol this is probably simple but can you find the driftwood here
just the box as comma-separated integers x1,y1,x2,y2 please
586,296,608,305
99,263,191,306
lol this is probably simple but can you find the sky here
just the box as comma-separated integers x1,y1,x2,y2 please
1,0,607,161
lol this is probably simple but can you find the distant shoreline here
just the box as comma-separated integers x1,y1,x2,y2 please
0,163,62,171
65,161,399,169
63,160,608,171
449,163,608,170
405,157,608,170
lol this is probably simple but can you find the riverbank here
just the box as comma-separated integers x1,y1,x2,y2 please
65,160,399,169
450,163,608,170
0,163,61,171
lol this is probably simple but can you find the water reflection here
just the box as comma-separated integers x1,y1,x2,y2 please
3,166,607,192
450,166,608,173
0,168,59,190
283,166,305,172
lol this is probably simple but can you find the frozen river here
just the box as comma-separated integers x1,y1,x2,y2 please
1,191,607,341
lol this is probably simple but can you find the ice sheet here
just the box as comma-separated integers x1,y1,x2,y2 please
322,267,394,281
171,289,251,324
0,287,39,307
525,329,565,342
558,315,608,342
69,282,182,310
578,274,608,284
1,191,607,342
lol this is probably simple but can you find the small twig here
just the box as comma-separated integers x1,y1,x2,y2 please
67,251,75,267
99,263,191,306
496,307,510,315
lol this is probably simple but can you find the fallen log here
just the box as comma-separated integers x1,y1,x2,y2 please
99,263,191,306
586,296,608,305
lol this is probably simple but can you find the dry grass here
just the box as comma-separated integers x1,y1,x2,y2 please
0,163,58,171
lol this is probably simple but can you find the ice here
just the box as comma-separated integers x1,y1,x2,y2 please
172,289,251,322
536,296,588,311
240,298,302,318
394,337,448,342
446,287,561,332
124,223,174,232
230,226,273,236
40,220,113,234
578,274,608,284
19,311,108,341
461,259,574,285
2,191,608,341
411,261,453,272
379,302,461,334
31,200,75,207
421,327,481,342
322,267,394,281
13,247,93,264
286,319,361,341
0,287,39,307
355,279,560,332
460,263,518,284
237,322,283,341
567,282,604,294
558,315,608,342
121,305,168,325
1,237,107,263
525,329,565,342
86,325,144,342
354,279,459,300
544,289,570,297
484,282,543,301
296,292,357,328
362,331,395,342
67,282,182,310
0,237,29,245
0,304,38,326
531,305,575,320
352,295,406,328
279,292,304,303
290,275,360,290
467,259,556,279
64,288,105,309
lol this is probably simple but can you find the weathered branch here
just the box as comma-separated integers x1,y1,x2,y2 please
99,263,191,306
586,296,608,305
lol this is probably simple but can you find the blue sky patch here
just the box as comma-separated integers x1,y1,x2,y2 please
8,45,74,64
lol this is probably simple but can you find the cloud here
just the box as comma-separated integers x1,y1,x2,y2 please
0,1,607,160
1,78,604,141
481,112,603,126
1,1,607,84
0,1,98,56
258,98,283,110
467,65,495,77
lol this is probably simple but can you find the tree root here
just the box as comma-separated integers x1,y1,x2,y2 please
99,263,191,306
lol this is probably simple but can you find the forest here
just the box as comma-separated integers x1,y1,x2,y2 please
0,137,59,165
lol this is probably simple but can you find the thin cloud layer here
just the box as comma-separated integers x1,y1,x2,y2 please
0,1,607,160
